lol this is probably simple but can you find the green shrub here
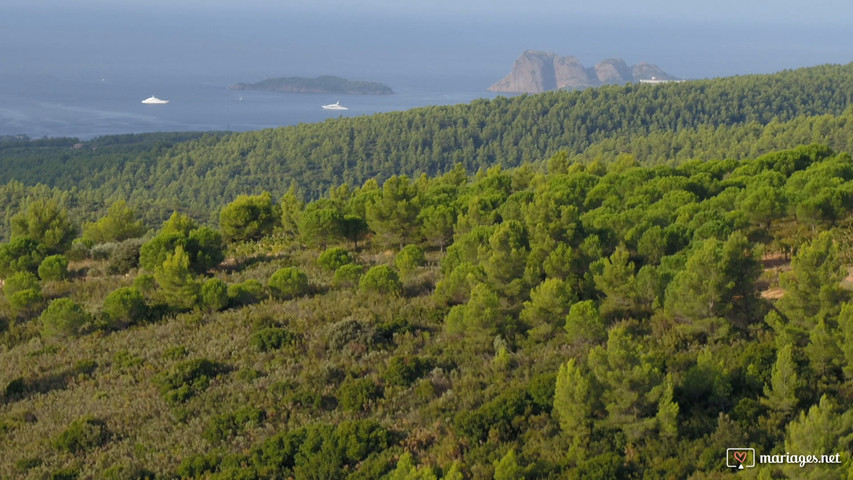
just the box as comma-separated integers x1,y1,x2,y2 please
203,406,266,444
102,459,155,480
327,318,377,351
53,417,109,453
283,389,324,410
4,271,43,316
382,355,431,386
4,377,27,399
140,224,224,275
227,279,267,307
394,244,426,276
38,254,68,281
49,467,79,480
268,267,309,300
333,264,364,288
112,350,144,371
188,227,225,272
454,389,530,442
200,278,229,312
573,452,628,480
527,372,557,413
176,452,222,478
0,237,45,277
237,368,263,382
14,457,41,472
40,298,90,339
155,358,223,404
163,345,189,360
247,420,390,477
317,247,353,271
106,238,143,274
139,232,186,272
358,265,402,295
102,287,148,328
338,377,382,413
66,238,93,262
219,192,278,242
90,242,116,261
73,359,98,376
250,327,294,352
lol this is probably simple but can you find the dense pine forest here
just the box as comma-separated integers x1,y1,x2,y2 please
2,64,853,479
4,63,853,236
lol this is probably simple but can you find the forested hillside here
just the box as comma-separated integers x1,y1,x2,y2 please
2,140,853,478
4,63,853,478
3,63,853,239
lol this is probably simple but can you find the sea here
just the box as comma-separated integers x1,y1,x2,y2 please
0,73,499,141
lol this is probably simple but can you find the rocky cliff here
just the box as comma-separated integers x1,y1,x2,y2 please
489,50,678,93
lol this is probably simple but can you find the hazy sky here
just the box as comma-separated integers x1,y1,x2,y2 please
3,0,852,89
43,0,849,25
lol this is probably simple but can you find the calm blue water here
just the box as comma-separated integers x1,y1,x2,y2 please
0,74,498,140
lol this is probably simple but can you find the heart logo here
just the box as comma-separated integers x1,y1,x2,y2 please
733,451,748,464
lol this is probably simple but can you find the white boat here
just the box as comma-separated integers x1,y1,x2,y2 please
322,101,348,110
141,96,169,104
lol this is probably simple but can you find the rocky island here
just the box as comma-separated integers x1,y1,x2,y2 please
230,75,394,95
489,50,680,93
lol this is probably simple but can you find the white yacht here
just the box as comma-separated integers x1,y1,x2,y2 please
141,96,169,104
322,101,348,110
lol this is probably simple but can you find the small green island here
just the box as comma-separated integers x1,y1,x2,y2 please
229,75,394,95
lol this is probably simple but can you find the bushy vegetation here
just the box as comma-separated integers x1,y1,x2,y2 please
37,254,68,282
4,65,853,478
155,358,225,405
53,417,110,454
268,267,310,300
101,287,148,328
39,298,91,339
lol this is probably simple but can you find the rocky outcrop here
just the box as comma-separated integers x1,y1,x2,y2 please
489,50,678,93
594,58,633,85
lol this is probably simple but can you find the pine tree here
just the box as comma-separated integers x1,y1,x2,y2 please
299,200,345,248
520,278,575,331
804,318,843,391
11,199,76,254
484,220,529,298
82,199,146,243
366,175,421,247
493,449,522,480
587,326,663,442
199,278,229,312
553,358,593,444
783,395,852,479
154,245,199,310
762,343,801,413
594,245,641,320
441,461,464,480
219,192,278,242
778,232,847,325
40,298,91,339
656,374,679,439
839,303,853,382
279,186,304,236
564,300,606,346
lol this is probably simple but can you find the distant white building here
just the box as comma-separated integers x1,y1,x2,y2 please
639,76,684,85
